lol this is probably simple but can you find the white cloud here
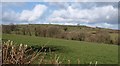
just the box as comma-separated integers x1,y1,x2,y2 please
2,11,20,22
48,5,118,24
48,17,65,22
49,22,78,25
1,0,119,2
2,4,47,23
2,2,118,29
86,23,119,29
73,22,118,30
64,22,78,25
76,0,119,2
19,4,47,22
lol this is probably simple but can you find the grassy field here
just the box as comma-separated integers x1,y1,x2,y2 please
2,34,118,64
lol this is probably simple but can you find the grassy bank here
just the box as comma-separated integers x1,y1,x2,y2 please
2,34,118,64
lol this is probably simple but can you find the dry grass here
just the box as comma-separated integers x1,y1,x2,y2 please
3,40,39,64
2,40,62,64
2,40,98,65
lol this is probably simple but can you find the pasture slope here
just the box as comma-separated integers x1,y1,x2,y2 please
2,34,118,64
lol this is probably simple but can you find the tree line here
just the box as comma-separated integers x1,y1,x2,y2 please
2,24,120,45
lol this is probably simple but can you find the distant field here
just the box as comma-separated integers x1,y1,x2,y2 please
2,34,118,64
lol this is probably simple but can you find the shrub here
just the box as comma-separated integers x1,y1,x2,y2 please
2,25,12,34
2,24,17,34
67,31,87,41
34,26,62,38
95,31,111,44
63,27,68,31
114,36,120,45
85,34,96,42
77,31,86,41
22,27,26,35
34,26,47,37
68,32,78,40
47,26,62,37
56,32,68,39
34,27,38,36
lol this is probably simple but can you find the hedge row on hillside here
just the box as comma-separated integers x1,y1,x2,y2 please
2,25,120,45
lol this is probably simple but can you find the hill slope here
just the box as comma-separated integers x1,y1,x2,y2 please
2,34,118,64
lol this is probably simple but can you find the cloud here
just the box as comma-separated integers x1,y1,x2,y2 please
2,11,20,23
19,4,47,22
1,0,120,2
2,4,47,23
2,2,118,29
76,0,119,2
48,5,118,25
70,2,118,9
86,23,119,29
48,2,69,9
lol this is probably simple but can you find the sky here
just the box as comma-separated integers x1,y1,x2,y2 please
1,2,119,30
1,0,120,2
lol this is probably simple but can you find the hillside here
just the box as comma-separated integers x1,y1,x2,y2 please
2,34,118,64
2,24,120,45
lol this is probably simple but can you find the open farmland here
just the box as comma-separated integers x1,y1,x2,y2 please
2,34,118,64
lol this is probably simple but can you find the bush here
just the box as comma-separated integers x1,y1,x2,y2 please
95,31,111,44
2,24,17,34
66,31,87,41
34,26,62,38
56,32,68,39
63,27,68,31
77,31,86,41
2,25,12,34
47,26,62,37
34,26,47,37
114,36,120,45
85,34,96,42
